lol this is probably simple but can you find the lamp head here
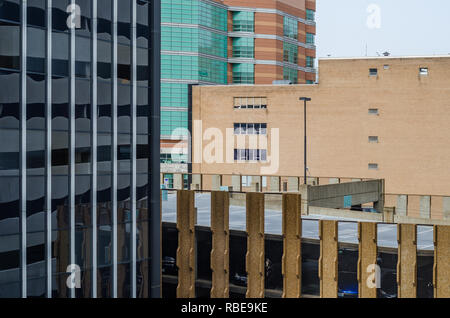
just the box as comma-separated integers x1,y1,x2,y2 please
299,97,312,102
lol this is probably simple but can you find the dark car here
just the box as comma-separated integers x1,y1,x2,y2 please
338,271,359,298
162,256,177,275
231,272,247,287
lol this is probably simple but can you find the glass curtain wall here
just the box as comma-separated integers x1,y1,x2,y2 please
0,0,153,298
160,0,227,164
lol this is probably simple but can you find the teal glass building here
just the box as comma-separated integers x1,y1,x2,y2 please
161,0,228,166
160,0,317,174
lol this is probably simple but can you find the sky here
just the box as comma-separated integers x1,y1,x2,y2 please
316,0,450,58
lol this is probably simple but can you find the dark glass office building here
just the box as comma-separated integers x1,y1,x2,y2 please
0,0,161,298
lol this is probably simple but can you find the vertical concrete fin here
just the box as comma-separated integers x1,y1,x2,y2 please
210,191,230,298
397,224,417,298
358,222,378,298
245,193,265,298
434,225,450,298
176,190,196,298
319,220,338,298
281,194,302,298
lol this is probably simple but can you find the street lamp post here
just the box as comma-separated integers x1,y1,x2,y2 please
299,97,311,185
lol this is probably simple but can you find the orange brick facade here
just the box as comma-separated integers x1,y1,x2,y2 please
224,0,317,84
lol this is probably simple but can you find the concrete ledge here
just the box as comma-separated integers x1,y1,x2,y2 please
394,215,450,226
308,206,382,222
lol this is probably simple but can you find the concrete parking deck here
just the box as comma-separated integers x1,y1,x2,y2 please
162,192,434,250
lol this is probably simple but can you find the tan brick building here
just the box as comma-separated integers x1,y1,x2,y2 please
161,0,316,172
192,56,450,198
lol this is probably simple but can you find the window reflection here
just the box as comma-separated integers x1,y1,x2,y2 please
27,27,45,74
118,0,131,45
52,77,69,131
0,128,19,170
75,78,91,132
118,85,131,133
0,70,20,129
0,22,20,70
52,32,69,77
98,40,111,80
98,0,112,41
136,0,149,48
52,0,70,32
27,73,45,131
0,0,20,23
75,0,92,38
75,36,91,78
0,0,152,299
27,0,45,28
118,44,131,82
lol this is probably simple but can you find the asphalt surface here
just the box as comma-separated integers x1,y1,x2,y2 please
162,192,434,250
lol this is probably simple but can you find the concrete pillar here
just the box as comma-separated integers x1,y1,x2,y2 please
231,175,241,192
173,174,183,190
434,225,450,298
299,185,309,215
211,175,221,191
420,196,431,219
397,224,417,298
443,197,450,220
287,177,299,192
397,195,408,216
269,176,280,192
246,193,265,298
358,222,377,298
176,191,196,298
319,220,338,298
281,194,302,298
210,192,230,298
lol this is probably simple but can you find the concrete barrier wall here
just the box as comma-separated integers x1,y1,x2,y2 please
307,180,383,210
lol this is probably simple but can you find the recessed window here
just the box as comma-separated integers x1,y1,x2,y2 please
368,163,379,170
419,67,428,76
234,149,267,162
234,97,267,109
306,9,315,21
384,65,390,70
234,123,267,135
368,108,379,115
368,136,379,143
369,68,378,76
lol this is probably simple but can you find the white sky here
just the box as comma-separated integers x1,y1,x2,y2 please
316,0,450,58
